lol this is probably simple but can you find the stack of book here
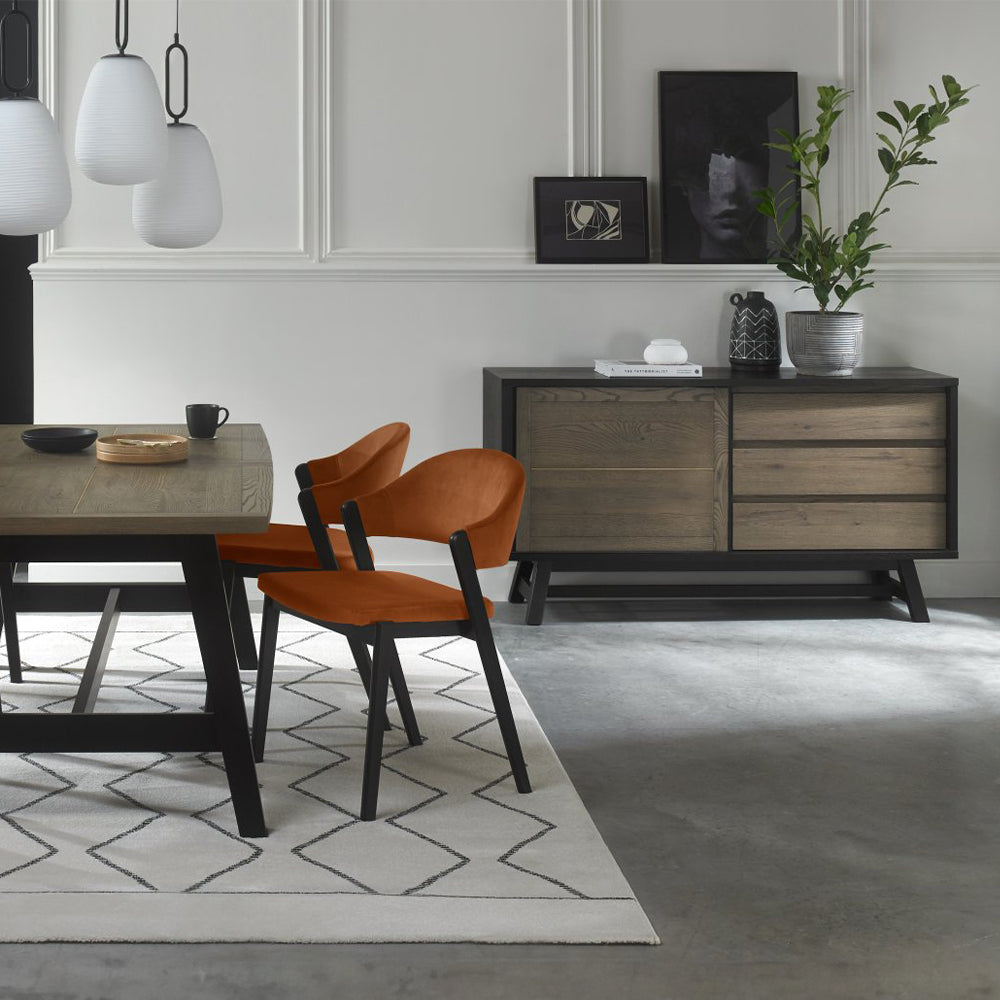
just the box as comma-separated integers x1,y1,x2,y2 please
594,359,703,378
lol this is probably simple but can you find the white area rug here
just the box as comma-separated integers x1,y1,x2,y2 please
0,615,657,944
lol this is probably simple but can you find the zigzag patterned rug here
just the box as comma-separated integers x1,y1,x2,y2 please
0,614,657,944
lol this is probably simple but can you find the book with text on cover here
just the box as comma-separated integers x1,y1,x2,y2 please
594,360,703,377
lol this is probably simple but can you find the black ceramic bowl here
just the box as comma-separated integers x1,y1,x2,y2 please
21,427,99,453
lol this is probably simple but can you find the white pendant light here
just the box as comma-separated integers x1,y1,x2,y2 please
132,1,221,248
0,2,71,235
133,123,221,247
75,0,167,185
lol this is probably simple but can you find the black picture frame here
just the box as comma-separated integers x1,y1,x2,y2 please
533,177,650,264
658,71,800,264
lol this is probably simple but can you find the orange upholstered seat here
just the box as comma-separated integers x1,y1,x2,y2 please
216,422,410,696
217,523,358,570
258,569,494,626
251,447,530,821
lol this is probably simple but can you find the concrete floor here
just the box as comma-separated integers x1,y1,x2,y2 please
2,597,1000,999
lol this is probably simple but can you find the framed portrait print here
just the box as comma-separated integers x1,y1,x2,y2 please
658,71,800,264
533,177,650,264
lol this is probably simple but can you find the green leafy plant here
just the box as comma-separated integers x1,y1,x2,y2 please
754,75,973,312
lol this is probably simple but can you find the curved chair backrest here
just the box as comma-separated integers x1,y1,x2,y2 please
350,448,525,568
307,422,410,525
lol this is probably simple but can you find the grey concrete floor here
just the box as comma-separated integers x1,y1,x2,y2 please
3,597,1000,999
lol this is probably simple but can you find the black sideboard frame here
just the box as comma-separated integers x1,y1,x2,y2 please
484,367,959,625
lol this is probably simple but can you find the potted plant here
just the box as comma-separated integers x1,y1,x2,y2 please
754,75,972,375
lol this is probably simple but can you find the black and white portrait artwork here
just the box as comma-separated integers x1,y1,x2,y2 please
658,71,800,264
565,200,623,241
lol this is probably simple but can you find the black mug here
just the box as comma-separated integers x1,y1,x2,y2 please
186,403,230,439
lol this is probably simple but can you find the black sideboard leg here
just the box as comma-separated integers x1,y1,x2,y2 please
524,561,552,626
0,562,22,683
507,560,532,604
870,569,893,601
896,560,930,622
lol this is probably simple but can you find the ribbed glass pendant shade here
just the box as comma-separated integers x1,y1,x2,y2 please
132,122,221,248
0,97,72,235
75,54,167,184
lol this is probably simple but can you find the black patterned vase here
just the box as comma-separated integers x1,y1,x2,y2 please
728,291,781,370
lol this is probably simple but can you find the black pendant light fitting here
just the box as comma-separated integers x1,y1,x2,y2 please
164,0,188,123
0,0,31,96
163,0,188,125
115,0,129,55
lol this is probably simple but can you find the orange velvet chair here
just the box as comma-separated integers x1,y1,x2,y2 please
216,422,414,738
255,448,531,821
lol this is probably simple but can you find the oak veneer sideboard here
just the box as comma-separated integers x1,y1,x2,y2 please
482,367,958,625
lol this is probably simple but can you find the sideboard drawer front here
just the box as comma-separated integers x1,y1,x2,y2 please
732,446,946,497
733,392,947,441
526,469,716,551
518,387,717,469
733,501,947,550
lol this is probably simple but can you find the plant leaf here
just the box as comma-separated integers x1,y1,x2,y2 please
877,110,903,132
878,147,896,174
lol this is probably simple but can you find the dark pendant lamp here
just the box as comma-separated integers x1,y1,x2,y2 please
0,1,71,235
132,0,221,248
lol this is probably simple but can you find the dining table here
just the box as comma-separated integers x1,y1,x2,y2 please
0,423,272,838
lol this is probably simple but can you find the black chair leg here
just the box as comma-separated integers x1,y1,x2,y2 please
360,623,392,821
228,568,261,673
472,618,531,793
384,640,423,747
346,633,393,733
0,562,22,683
251,595,281,763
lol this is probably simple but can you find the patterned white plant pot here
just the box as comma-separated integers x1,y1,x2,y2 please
785,311,864,376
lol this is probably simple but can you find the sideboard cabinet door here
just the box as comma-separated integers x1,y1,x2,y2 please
515,386,729,552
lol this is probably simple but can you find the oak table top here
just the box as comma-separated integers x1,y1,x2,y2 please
0,423,272,536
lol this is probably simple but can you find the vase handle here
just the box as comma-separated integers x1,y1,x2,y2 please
729,293,743,306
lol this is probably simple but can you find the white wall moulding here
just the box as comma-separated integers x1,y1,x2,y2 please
838,0,871,234
322,0,577,259
30,259,825,283
570,0,603,178
864,0,998,255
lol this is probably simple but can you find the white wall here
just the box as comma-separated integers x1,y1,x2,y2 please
30,0,1000,597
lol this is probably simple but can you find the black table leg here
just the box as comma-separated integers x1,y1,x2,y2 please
72,587,121,714
181,536,267,838
0,562,22,683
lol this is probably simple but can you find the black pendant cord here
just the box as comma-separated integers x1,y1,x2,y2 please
0,0,31,96
164,0,188,123
115,0,128,55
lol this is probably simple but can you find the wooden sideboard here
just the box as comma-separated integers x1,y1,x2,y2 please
483,367,958,624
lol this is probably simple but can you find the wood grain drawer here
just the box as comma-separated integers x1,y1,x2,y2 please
733,501,947,550
733,392,946,441
517,386,718,468
524,469,717,551
733,446,946,497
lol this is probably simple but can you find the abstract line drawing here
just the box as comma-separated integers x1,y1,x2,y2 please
565,200,622,241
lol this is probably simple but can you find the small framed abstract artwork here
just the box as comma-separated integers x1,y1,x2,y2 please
533,177,650,264
658,71,800,264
